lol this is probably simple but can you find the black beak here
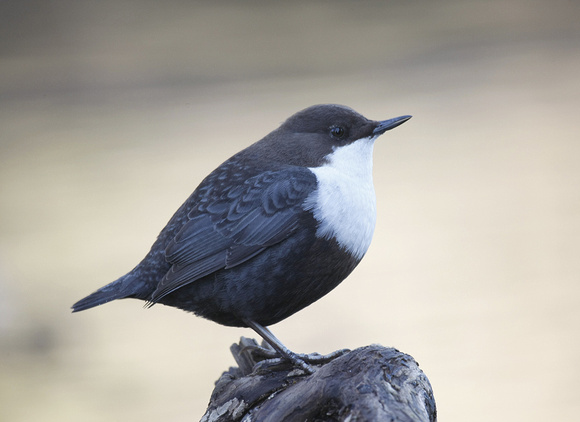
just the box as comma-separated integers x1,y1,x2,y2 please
373,115,412,136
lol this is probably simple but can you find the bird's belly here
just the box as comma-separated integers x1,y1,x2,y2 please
159,224,360,327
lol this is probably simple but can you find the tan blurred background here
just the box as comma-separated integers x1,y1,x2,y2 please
1,0,579,420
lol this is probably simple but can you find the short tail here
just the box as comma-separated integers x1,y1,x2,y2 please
72,276,134,312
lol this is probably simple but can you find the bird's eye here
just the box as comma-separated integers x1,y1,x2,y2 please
330,126,345,139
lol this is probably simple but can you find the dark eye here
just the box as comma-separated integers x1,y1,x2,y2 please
330,126,345,139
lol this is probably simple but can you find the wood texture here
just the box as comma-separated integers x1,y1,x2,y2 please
202,338,437,422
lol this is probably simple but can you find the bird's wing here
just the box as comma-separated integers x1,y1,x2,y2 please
150,168,316,302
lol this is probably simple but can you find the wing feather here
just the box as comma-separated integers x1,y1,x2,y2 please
150,167,316,302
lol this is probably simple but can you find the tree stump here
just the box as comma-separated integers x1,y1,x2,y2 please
202,338,437,422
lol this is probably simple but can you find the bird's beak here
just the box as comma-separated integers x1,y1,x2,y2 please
373,115,412,136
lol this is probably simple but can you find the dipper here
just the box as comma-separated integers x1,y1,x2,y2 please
72,104,411,372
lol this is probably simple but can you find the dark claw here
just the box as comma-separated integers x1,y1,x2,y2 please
297,348,351,364
243,342,350,374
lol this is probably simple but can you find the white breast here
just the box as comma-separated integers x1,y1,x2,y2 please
304,136,378,259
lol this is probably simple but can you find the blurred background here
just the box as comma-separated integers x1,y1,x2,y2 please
1,0,579,420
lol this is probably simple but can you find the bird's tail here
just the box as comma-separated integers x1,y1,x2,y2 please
71,275,134,312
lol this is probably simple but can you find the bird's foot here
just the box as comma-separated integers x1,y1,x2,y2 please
240,320,350,375
296,348,351,364
242,340,349,374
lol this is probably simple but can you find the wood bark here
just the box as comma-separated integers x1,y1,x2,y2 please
202,338,437,422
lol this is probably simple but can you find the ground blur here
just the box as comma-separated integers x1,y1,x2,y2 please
1,1,579,421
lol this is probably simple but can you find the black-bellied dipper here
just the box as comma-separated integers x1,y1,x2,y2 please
72,104,411,372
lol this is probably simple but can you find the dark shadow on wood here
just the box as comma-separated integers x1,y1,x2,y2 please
202,338,437,422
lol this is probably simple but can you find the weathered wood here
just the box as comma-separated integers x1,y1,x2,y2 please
202,338,437,422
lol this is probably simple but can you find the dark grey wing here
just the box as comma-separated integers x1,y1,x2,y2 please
150,168,316,302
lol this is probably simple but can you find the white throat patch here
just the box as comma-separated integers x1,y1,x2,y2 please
304,136,378,259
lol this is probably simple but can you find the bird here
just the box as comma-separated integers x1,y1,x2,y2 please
72,104,411,373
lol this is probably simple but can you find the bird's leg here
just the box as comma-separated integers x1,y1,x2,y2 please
244,319,314,373
243,319,350,374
